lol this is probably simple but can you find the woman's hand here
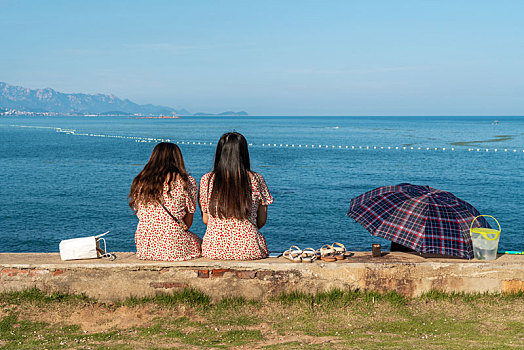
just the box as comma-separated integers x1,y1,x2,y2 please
257,205,268,229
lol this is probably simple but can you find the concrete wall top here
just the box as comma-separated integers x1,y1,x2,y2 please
1,252,523,271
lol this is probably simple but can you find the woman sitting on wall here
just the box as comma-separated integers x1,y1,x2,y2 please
129,142,201,261
199,132,273,260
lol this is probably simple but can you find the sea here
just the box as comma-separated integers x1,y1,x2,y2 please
1,116,523,254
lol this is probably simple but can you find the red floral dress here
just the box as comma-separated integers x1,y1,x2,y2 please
199,171,273,260
135,176,202,261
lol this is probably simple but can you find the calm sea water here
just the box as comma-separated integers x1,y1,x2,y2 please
1,116,523,253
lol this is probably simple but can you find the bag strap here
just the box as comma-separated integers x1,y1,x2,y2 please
95,230,110,239
158,200,189,231
96,237,116,261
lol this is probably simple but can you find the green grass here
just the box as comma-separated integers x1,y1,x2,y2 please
0,288,93,305
135,317,263,347
0,288,523,349
420,289,524,302
215,296,260,310
0,312,126,350
121,287,211,308
274,289,407,307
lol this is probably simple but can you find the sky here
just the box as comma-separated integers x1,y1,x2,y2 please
1,0,523,116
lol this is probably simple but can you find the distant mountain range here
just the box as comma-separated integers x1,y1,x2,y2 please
193,111,248,116
0,82,247,116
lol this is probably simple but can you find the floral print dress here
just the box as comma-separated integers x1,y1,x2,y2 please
135,176,202,261
199,171,273,260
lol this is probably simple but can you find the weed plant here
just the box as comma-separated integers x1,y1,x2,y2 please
0,288,522,349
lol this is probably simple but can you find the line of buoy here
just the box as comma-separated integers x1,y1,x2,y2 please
69,131,524,153
9,125,524,153
257,142,523,153
52,129,524,152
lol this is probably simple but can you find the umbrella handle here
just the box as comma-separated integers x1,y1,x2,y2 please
470,215,501,240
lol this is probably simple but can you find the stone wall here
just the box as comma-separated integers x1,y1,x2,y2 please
1,252,523,302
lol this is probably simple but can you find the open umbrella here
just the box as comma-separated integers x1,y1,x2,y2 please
347,183,490,259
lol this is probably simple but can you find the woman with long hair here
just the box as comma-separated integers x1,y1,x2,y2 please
199,132,273,260
129,142,201,261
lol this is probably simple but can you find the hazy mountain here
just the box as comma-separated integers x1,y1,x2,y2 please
0,82,191,115
193,111,249,116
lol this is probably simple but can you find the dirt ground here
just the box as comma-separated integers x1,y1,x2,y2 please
1,290,523,349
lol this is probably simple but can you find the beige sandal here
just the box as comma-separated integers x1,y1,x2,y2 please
319,244,337,262
283,245,302,263
332,242,346,260
300,248,317,263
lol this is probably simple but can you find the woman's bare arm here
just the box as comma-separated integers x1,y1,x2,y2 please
183,212,194,229
202,212,208,225
257,205,268,229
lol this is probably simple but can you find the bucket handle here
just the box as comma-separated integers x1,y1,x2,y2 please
470,215,501,241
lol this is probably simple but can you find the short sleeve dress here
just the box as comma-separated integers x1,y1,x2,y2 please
135,176,202,261
199,171,273,260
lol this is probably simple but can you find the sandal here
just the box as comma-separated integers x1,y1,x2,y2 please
300,248,317,263
332,242,346,260
283,245,302,263
319,244,337,262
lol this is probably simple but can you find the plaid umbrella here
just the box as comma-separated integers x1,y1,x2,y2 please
347,183,490,259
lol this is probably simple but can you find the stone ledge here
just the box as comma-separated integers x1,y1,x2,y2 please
1,252,523,302
2,252,522,268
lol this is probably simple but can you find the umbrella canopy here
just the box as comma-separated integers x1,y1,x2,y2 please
347,183,490,259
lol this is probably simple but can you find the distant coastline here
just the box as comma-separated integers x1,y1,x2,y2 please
0,110,249,117
133,116,181,119
0,81,248,117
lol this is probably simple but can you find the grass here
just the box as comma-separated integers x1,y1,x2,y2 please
275,289,407,307
0,288,93,305
121,287,211,308
0,288,523,349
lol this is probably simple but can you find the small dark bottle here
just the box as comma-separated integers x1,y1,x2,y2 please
372,244,381,257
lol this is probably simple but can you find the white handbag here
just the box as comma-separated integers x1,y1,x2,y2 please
59,231,115,261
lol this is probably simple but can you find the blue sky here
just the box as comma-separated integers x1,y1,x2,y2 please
1,0,523,115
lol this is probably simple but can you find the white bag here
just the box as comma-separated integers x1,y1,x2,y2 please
59,231,113,261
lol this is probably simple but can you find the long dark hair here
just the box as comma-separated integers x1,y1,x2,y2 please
128,142,189,211
208,132,252,219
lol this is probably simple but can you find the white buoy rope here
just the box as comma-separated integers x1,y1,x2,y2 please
49,127,214,145
8,125,524,153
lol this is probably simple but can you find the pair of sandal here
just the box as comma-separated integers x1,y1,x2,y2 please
282,246,317,263
283,243,348,263
317,242,347,262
